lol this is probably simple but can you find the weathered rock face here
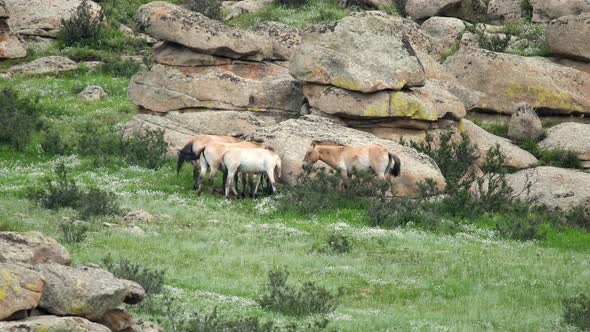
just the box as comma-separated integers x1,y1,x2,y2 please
79,85,108,101
222,0,273,21
540,122,590,162
128,63,303,113
154,42,233,67
0,316,110,332
0,263,45,320
508,166,590,210
4,0,101,38
507,102,543,141
0,231,71,265
546,14,590,62
303,80,465,122
487,0,525,21
290,11,426,93
0,12,26,59
124,111,288,153
244,115,446,197
137,1,273,61
254,21,302,61
9,56,78,75
530,0,590,22
421,16,465,59
405,0,487,20
36,263,144,320
97,309,134,332
444,48,590,115
462,119,538,169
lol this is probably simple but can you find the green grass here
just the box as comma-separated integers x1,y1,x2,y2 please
227,0,351,29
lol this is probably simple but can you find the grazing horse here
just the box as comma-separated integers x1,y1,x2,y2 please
302,141,401,192
223,148,282,199
176,134,241,190
198,141,264,194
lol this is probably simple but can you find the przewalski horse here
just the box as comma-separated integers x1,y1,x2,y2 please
223,148,282,199
198,141,264,194
302,141,401,194
176,134,241,190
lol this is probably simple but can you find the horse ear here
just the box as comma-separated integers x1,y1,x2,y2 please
311,141,317,147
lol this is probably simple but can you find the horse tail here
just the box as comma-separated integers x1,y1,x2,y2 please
388,152,401,177
177,142,197,178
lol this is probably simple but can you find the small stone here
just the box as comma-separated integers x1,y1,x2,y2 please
123,210,155,223
79,85,108,101
507,102,543,141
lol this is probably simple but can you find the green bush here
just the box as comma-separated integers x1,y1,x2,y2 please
0,88,41,151
102,255,165,296
465,24,512,52
565,205,590,232
258,268,341,316
277,168,388,215
41,127,72,156
563,293,590,330
60,222,89,244
324,233,352,254
495,215,547,241
58,0,105,47
367,197,441,231
99,57,145,78
183,307,276,332
520,0,533,20
122,128,170,169
185,0,222,20
78,187,121,219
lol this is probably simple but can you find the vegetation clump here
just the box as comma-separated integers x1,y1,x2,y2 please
258,268,341,316
323,233,352,254
102,255,165,296
563,293,590,330
0,88,41,151
58,0,105,48
60,222,89,244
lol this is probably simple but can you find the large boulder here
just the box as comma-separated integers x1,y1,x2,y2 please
546,13,590,62
462,119,538,169
0,316,110,332
254,22,302,61
36,263,144,320
508,167,590,210
507,102,543,141
0,19,26,59
444,48,590,115
420,16,465,59
125,110,288,153
154,42,233,67
136,1,274,61
530,0,590,22
4,0,101,38
304,80,465,123
0,231,71,265
0,263,45,320
405,0,487,20
290,11,425,93
97,309,134,332
244,115,446,197
128,62,303,113
9,56,78,75
539,122,590,161
486,0,525,21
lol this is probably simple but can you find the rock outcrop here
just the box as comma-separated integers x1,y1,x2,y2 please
508,166,590,210
244,115,446,197
421,16,465,59
444,48,590,115
4,0,101,38
487,0,525,21
530,0,590,23
507,102,543,141
0,315,111,332
0,263,45,320
539,122,590,169
0,231,71,265
546,13,590,62
8,56,79,75
405,0,488,21
0,0,26,59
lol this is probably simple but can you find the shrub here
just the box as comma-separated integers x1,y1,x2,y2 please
538,149,580,169
182,307,276,332
78,187,121,219
102,255,165,296
27,161,81,210
275,0,307,7
324,233,352,254
564,205,590,232
520,0,533,20
185,0,222,20
495,215,547,241
99,57,145,78
41,127,72,156
563,293,590,330
58,0,105,47
122,128,170,169
76,123,122,167
277,168,388,215
367,197,440,231
258,268,341,316
0,88,41,151
60,222,89,244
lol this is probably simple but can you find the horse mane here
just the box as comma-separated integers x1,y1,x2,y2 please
312,140,343,147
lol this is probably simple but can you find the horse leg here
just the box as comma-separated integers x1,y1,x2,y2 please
191,160,200,191
254,174,262,198
197,158,208,195
266,168,277,194
248,174,255,198
225,168,235,199
240,173,247,199
231,169,240,197
209,164,219,194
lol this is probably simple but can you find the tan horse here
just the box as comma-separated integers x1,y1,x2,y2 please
198,141,264,194
223,148,282,199
176,134,241,190
302,142,401,191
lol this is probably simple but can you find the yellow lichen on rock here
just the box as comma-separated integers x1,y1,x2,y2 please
332,77,361,91
390,92,437,121
365,100,389,117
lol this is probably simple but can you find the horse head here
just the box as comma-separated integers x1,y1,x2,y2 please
302,142,320,169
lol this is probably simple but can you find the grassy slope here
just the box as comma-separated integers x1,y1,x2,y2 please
1,68,589,330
